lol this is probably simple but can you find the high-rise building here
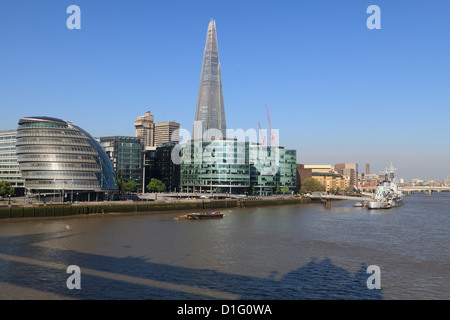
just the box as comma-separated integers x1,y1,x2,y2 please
0,129,25,195
366,163,370,175
154,121,180,147
193,19,226,140
134,111,154,148
334,163,358,189
134,111,180,147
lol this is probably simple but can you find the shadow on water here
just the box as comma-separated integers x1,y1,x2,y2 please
0,231,383,300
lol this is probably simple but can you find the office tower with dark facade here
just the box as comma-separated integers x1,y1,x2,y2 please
15,117,117,201
100,136,142,191
193,19,226,140
155,143,180,192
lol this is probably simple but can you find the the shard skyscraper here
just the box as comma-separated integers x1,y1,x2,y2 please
193,19,226,140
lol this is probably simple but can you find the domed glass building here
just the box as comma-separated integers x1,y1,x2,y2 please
16,116,117,201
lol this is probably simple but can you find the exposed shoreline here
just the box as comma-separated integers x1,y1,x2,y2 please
0,197,311,221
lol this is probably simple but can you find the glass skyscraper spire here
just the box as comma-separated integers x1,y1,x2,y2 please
193,19,226,140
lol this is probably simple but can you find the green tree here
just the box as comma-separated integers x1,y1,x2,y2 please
299,178,326,193
123,180,137,193
147,178,166,193
281,185,290,194
0,181,15,201
274,183,280,194
329,188,336,195
249,184,255,195
345,186,354,194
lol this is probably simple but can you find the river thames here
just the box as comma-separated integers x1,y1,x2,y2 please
0,193,448,300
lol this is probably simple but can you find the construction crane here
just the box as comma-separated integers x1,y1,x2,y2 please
258,121,266,145
266,104,277,146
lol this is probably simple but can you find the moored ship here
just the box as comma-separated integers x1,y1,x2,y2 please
367,164,404,210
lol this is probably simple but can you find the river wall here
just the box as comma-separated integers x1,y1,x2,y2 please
0,197,311,219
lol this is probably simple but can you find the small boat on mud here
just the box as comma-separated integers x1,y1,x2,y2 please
175,211,224,220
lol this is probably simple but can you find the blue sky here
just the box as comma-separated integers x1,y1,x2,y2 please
1,0,449,181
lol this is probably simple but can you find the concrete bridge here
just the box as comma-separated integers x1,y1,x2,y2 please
401,186,450,195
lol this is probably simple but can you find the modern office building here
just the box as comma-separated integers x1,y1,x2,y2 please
142,147,157,192
180,139,250,194
134,111,180,147
142,143,180,193
250,144,297,195
15,116,117,201
99,136,143,190
334,163,358,189
0,129,25,195
179,139,296,195
155,142,180,192
193,19,226,140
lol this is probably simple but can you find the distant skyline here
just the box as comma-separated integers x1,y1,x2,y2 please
1,0,449,182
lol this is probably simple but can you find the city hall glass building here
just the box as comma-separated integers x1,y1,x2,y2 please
16,117,117,200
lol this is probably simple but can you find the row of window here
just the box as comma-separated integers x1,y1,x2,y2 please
26,180,101,190
16,129,84,138
19,162,100,171
22,171,98,179
17,154,96,162
181,181,250,186
16,146,97,155
16,137,90,147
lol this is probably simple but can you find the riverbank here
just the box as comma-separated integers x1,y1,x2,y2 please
0,197,311,220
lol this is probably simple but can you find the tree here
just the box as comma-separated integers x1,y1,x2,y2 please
345,186,354,194
299,178,326,193
249,184,255,195
147,178,166,193
329,188,336,195
0,181,15,202
281,185,290,194
123,180,137,193
274,183,280,194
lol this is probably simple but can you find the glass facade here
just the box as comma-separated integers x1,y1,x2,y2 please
180,139,250,194
155,143,180,192
0,129,25,193
250,145,297,196
100,136,143,190
16,117,117,193
193,19,227,140
179,140,297,195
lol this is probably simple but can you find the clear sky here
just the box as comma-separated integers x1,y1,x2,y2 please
1,0,449,182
